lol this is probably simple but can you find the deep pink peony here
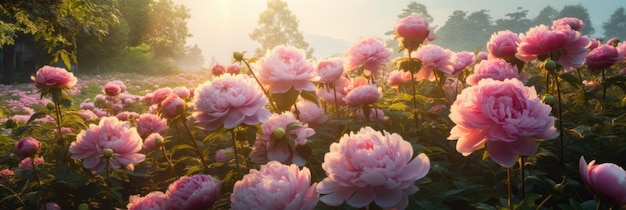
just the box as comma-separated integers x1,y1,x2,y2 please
231,161,319,210
18,156,44,170
136,113,167,138
14,137,40,157
451,51,476,76
448,78,559,167
172,86,191,99
487,30,521,59
256,45,317,93
160,94,185,119
192,74,271,131
317,126,430,209
466,59,525,85
226,64,241,74
142,133,163,153
127,191,168,210
292,99,328,128
395,15,430,41
150,87,173,105
250,112,315,166
516,24,590,70
552,17,584,31
316,57,345,83
413,44,455,80
586,44,620,71
343,84,381,107
69,116,146,174
345,38,392,76
579,156,626,205
316,76,349,105
31,65,77,90
103,81,123,97
211,63,226,76
165,174,221,210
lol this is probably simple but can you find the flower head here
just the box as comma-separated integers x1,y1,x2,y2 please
586,43,620,71
579,157,626,205
516,24,590,70
192,74,271,131
160,94,185,119
451,51,476,76
143,133,164,153
31,65,77,90
14,137,40,157
103,82,123,97
448,78,559,167
292,99,328,128
552,17,584,31
136,113,167,138
345,38,392,76
487,30,521,59
18,156,44,170
413,44,454,80
343,84,381,107
256,45,317,93
166,174,221,209
211,63,226,76
231,161,319,210
172,86,191,99
316,57,344,83
466,59,525,85
69,116,145,174
317,126,430,209
395,15,430,51
127,191,168,210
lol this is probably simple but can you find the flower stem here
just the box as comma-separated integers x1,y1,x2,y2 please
507,167,514,210
105,159,111,187
408,52,420,134
519,156,525,199
30,157,46,210
433,69,448,105
241,58,279,112
332,83,340,119
54,103,64,146
552,72,565,170
160,146,178,179
181,118,209,171
229,128,242,174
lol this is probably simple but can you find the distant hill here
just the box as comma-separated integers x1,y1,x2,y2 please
303,32,352,60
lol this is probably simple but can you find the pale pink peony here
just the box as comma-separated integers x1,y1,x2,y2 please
250,112,315,166
343,84,381,107
316,76,349,105
292,99,328,128
317,126,430,209
150,87,173,105
231,161,319,210
387,70,408,88
192,74,271,131
172,86,191,99
343,77,369,94
256,45,317,93
18,156,44,170
487,30,521,59
14,137,40,157
466,59,525,85
142,133,163,152
586,43,620,71
226,64,241,74
127,191,168,210
448,78,559,167
69,116,146,174
166,174,221,210
136,113,167,138
579,156,626,205
345,38,392,76
552,17,584,31
451,51,476,76
160,94,185,119
211,63,226,76
516,24,590,70
316,57,345,83
31,65,78,90
413,44,455,80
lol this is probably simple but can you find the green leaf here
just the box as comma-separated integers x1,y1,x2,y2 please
295,143,312,159
27,111,49,124
272,87,299,112
61,50,72,70
559,72,581,89
388,102,408,111
300,90,318,105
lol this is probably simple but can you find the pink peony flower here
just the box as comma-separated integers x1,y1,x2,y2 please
18,156,44,170
343,84,381,107
466,59,525,85
516,24,590,70
586,44,620,71
31,65,78,90
172,86,191,99
0,169,14,176
256,45,317,93
54,127,73,138
451,51,476,76
292,99,328,128
317,126,430,209
231,161,319,210
136,113,167,138
395,15,430,51
14,137,40,157
448,78,559,167
69,116,146,174
215,147,233,163
579,156,626,205
103,81,123,97
477,51,489,61
192,74,271,131
413,44,455,80
250,112,315,166
387,70,408,88
487,30,521,59
143,133,164,153
226,64,241,74
80,101,96,110
166,174,221,210
78,109,98,121
211,63,226,76
552,17,584,31
160,94,185,119
345,38,392,76
316,76,349,105
151,87,173,105
127,191,168,210
316,57,345,83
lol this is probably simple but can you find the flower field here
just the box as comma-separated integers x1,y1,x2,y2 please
1,16,626,210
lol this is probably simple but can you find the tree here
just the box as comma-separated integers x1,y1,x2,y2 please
177,44,205,71
145,0,191,61
532,6,559,26
250,0,313,57
119,0,151,47
558,4,595,35
434,10,493,51
494,7,532,33
603,7,626,40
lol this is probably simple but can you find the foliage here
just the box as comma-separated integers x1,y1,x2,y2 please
494,7,532,33
558,4,595,35
602,7,626,41
433,10,493,51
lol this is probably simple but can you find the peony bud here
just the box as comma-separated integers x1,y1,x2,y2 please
14,137,40,157
542,94,556,106
272,128,286,139
102,148,113,159
544,60,557,71
46,102,55,110
233,51,244,61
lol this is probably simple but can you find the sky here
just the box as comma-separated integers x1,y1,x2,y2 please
172,0,626,67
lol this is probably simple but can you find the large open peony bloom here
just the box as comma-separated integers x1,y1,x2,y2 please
487,30,521,59
256,45,317,94
166,174,221,210
136,113,167,138
31,65,78,90
231,161,319,210
413,44,454,80
249,112,315,166
579,156,626,205
466,59,525,85
448,78,558,168
552,17,584,31
69,116,146,174
345,38,392,76
516,24,590,70
127,191,168,210
317,126,430,209
192,73,271,131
